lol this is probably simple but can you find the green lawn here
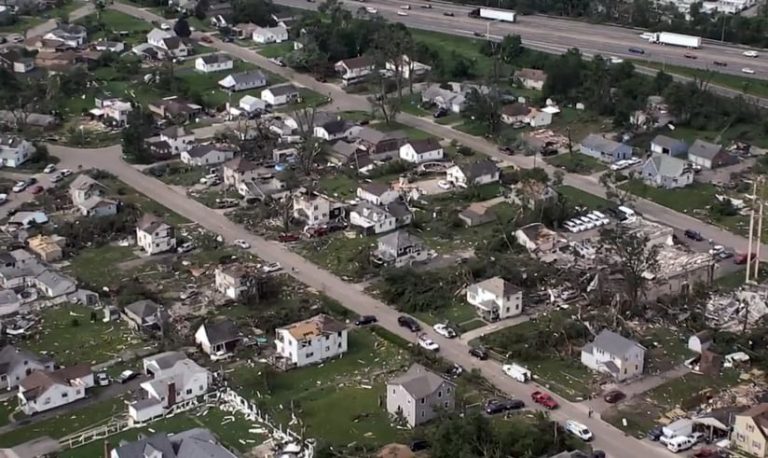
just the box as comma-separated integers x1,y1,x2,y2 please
556,185,612,209
545,153,607,174
317,173,359,199
149,162,207,187
410,29,495,79
640,327,692,373
101,177,189,226
66,244,137,288
0,0,79,33
296,233,377,280
646,370,740,409
0,399,16,428
374,121,435,141
99,9,152,33
0,397,127,448
548,107,611,142
623,179,716,214
26,303,149,367
257,41,294,58
636,60,768,99
229,328,409,446
413,303,480,329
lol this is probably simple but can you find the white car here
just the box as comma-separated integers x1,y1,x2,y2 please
742,67,756,74
609,160,628,171
12,181,26,193
262,262,282,273
609,56,624,64
565,420,593,441
566,220,586,233
626,157,642,166
0,194,6,205
576,217,596,229
397,10,408,15
433,323,457,338
160,23,171,30
590,211,610,225
709,244,725,255
417,334,439,352
50,173,63,183
60,168,72,177
233,239,251,249
437,180,452,190
365,6,378,13
95,372,110,386
744,50,759,58
563,221,579,233
43,164,56,174
401,4,411,8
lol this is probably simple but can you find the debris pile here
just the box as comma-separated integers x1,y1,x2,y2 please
705,284,768,331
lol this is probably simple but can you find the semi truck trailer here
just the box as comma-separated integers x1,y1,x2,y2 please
468,7,517,23
648,32,702,49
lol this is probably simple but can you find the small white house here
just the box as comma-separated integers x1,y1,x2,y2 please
261,84,300,106
446,160,500,188
18,365,93,415
252,25,288,44
194,320,241,360
313,120,360,142
195,53,234,73
334,56,374,85
466,277,522,321
136,214,176,255
146,28,188,57
180,144,235,166
356,182,400,206
275,314,348,368
0,135,34,168
218,70,268,92
581,330,646,382
159,125,195,154
399,139,444,164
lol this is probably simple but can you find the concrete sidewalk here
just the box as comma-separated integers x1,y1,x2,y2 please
460,315,530,343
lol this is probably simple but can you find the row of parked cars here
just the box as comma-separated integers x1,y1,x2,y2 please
563,211,611,233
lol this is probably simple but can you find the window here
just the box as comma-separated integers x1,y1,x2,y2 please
444,401,449,408
754,440,761,449
421,411,425,418
437,391,442,398
446,387,451,394
325,347,330,352
748,425,756,433
420,398,425,404
61,392,68,398
306,352,314,358
186,388,192,395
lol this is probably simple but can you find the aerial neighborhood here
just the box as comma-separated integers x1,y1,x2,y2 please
0,0,766,456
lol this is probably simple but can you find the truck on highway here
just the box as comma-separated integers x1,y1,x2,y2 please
468,7,517,23
648,32,701,49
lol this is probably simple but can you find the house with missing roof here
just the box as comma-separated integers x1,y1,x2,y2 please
579,134,633,163
334,56,374,85
399,139,444,164
372,230,429,267
688,139,736,170
641,154,694,189
18,364,93,415
130,351,210,422
110,428,237,458
214,263,251,300
44,24,87,47
222,157,260,187
514,68,548,91
446,159,500,188
292,192,345,226
68,174,118,217
350,201,412,235
136,214,176,255
195,53,234,73
0,345,55,390
581,329,645,381
386,363,455,427
466,277,523,321
194,319,241,360
123,299,167,331
274,314,348,368
218,70,268,92
180,144,235,166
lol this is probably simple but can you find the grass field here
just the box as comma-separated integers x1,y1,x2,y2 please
26,303,149,367
622,180,717,214
556,185,612,209
636,60,768,99
66,244,137,288
100,177,189,226
410,29,496,79
297,233,377,280
257,41,294,58
545,153,607,174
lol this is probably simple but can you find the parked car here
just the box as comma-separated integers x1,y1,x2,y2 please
603,389,625,403
60,168,73,177
398,315,421,332
433,323,457,338
735,252,757,264
417,333,439,352
43,164,56,174
24,177,37,186
647,426,664,441
437,180,453,190
485,399,524,414
117,370,138,384
30,185,43,195
498,146,514,155
468,346,488,360
233,239,251,249
531,390,558,409
177,242,195,253
716,250,734,260
409,440,429,452
684,229,704,241
50,173,63,183
262,262,282,273
200,35,213,43
0,194,7,205
354,315,377,326
433,107,448,118
565,420,593,441
95,372,110,386
278,233,301,242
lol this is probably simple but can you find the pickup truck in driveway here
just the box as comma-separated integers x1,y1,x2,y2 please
531,390,558,409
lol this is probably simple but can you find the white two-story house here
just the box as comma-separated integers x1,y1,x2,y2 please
0,135,34,168
356,183,400,206
136,215,176,255
275,314,348,368
466,277,522,321
292,192,344,226
214,263,250,300
18,364,94,415
581,329,646,382
399,139,444,164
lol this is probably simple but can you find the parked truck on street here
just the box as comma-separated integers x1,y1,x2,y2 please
468,7,517,23
648,32,702,49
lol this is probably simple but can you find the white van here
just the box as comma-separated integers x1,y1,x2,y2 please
667,436,694,453
617,205,636,219
502,363,531,383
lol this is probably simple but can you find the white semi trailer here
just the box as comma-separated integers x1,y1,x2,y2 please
468,7,517,23
648,32,702,49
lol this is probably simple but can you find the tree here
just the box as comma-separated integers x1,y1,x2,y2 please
371,23,414,100
599,170,635,205
499,34,524,63
193,0,209,19
463,87,502,136
599,224,661,314
292,106,327,175
121,106,155,164
231,0,277,26
173,16,192,38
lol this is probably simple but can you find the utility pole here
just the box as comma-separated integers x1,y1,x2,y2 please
746,179,757,283
754,176,765,281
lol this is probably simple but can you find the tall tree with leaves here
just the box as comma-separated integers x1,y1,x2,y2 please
121,106,155,164
371,23,414,100
291,106,326,175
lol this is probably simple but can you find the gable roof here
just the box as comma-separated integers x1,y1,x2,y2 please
651,134,687,151
470,276,520,298
199,53,233,65
378,230,422,251
187,144,228,158
224,157,258,173
224,70,266,86
319,119,353,135
265,83,298,96
356,127,406,145
501,103,531,117
581,134,626,154
591,330,643,357
360,182,392,197
647,154,689,178
137,214,169,233
125,299,161,318
198,319,239,346
278,313,346,341
337,55,373,70
0,346,50,376
161,125,191,139
406,138,441,154
389,363,450,399
68,174,102,192
20,364,91,400
459,159,499,180
689,139,723,160
515,68,547,82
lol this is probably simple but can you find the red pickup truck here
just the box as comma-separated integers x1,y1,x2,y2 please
531,390,558,409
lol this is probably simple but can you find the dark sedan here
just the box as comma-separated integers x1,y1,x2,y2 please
398,315,421,332
603,389,625,404
485,399,525,414
354,315,377,326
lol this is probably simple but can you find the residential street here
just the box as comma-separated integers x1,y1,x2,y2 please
110,0,768,261
24,4,95,39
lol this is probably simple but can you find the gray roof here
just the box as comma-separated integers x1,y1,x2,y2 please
69,174,101,193
647,154,689,178
226,70,266,85
331,141,360,159
319,119,354,135
460,159,499,180
355,127,406,145
378,230,422,251
689,139,723,160
360,182,391,197
590,330,643,357
406,138,441,154
146,351,187,371
468,277,520,298
386,201,411,218
137,214,170,233
581,134,626,154
199,319,239,346
0,345,50,377
0,436,61,458
200,53,233,65
125,299,160,318
389,363,451,399
265,83,298,96
111,433,177,458
186,144,217,158
35,270,75,294
549,451,590,458
651,134,687,151
176,433,237,458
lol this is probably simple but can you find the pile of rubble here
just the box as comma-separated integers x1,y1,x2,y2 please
705,284,768,332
